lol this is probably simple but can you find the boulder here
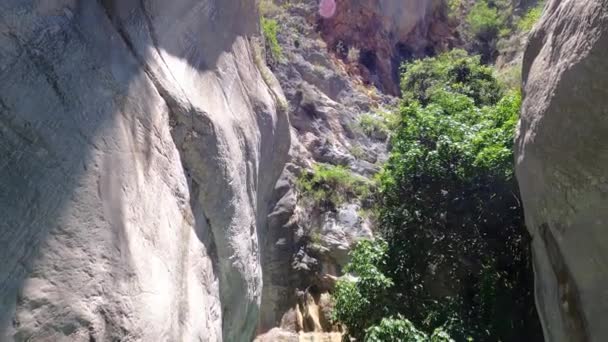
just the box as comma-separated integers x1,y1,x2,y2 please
515,0,608,341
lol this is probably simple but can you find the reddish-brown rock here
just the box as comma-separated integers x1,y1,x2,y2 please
318,0,453,94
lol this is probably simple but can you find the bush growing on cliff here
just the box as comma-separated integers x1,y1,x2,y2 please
517,2,544,32
358,113,390,140
261,17,282,62
357,109,399,141
296,164,372,209
400,49,503,107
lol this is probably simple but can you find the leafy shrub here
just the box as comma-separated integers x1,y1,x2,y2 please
365,317,428,342
296,164,372,209
333,240,457,341
358,113,389,140
357,109,398,140
400,49,503,107
332,239,393,340
429,329,456,342
261,17,282,61
518,3,544,32
365,317,454,342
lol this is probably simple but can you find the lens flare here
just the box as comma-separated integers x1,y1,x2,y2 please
319,0,337,18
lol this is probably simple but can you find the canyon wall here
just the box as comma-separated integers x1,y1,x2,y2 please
0,1,289,341
4,0,605,341
516,0,608,341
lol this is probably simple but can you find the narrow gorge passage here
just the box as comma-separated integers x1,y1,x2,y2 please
1,0,607,341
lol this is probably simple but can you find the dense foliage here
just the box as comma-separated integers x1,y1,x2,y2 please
365,316,429,342
400,50,503,106
333,51,542,341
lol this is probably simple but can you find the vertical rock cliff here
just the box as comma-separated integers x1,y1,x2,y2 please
516,0,608,341
0,1,289,341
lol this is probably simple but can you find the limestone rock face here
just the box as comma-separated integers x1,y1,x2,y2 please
515,0,608,341
0,1,289,341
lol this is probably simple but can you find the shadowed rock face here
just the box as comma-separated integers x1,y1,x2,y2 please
0,1,289,341
318,0,451,94
516,0,608,341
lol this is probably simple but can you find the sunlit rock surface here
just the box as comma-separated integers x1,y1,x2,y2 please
0,1,289,341
516,0,608,341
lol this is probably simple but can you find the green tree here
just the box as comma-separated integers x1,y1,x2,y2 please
332,50,541,342
376,51,542,341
